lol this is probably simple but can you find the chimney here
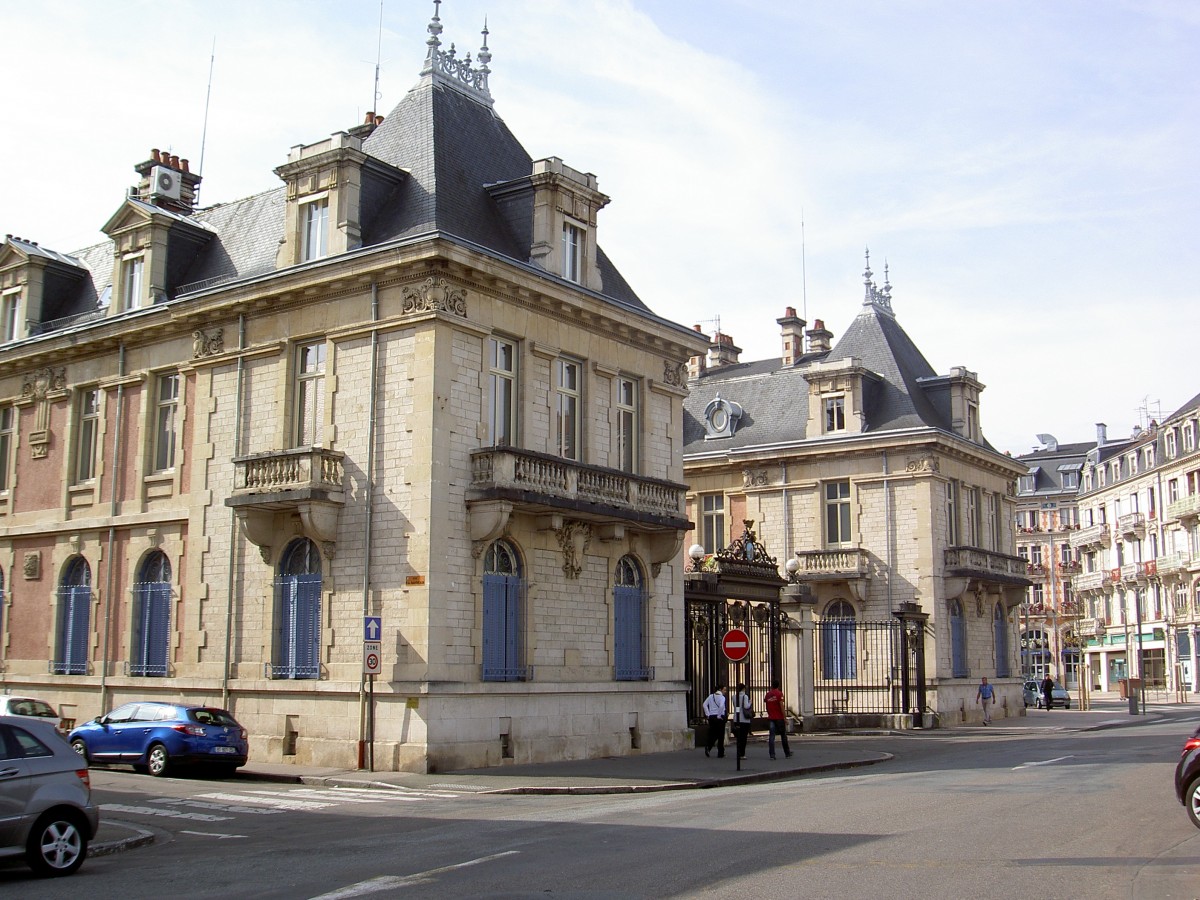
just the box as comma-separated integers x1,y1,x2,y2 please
708,332,741,368
806,318,833,354
688,324,708,379
777,306,806,366
134,147,202,213
1096,423,1108,446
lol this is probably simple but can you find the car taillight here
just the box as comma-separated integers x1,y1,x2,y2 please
1183,737,1200,754
239,728,247,740
76,769,91,789
173,724,207,736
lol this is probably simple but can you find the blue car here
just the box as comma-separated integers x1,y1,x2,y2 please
68,702,248,777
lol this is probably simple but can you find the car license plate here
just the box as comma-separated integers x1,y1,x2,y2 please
213,746,237,754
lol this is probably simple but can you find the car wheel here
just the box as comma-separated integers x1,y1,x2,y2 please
1188,778,1200,829
1064,700,1071,709
146,743,171,777
26,809,88,877
69,739,89,763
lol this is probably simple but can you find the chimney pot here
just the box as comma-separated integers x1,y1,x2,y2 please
785,306,796,317
374,115,384,125
152,149,161,163
365,111,375,124
180,158,190,173
169,154,180,169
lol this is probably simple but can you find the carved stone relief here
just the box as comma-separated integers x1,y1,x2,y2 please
662,360,687,387
22,366,65,460
192,328,225,358
402,276,467,317
22,551,40,581
742,469,769,488
555,520,592,580
905,454,940,474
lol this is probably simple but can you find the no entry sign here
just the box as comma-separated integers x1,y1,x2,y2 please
721,628,750,662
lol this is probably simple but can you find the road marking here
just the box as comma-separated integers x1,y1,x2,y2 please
180,830,247,839
1012,755,1075,770
102,803,232,822
308,851,520,899
152,797,283,815
195,791,338,810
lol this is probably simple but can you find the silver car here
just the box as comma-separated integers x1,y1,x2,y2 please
0,715,99,876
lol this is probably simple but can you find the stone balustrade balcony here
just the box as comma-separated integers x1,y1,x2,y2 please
1068,523,1111,550
1072,570,1108,592
1117,511,1146,536
1167,493,1200,523
944,546,1030,586
788,548,871,583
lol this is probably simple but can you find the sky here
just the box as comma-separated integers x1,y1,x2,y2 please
2,0,1197,456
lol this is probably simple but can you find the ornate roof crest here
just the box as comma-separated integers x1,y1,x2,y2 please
420,0,493,107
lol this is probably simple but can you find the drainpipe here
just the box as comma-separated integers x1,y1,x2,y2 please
99,344,127,713
222,314,247,709
882,451,892,609
358,283,380,770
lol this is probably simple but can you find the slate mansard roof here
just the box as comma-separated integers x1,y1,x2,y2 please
7,16,654,334
683,274,1003,456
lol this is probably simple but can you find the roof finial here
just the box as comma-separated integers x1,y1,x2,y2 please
419,0,494,106
477,18,491,73
426,0,443,58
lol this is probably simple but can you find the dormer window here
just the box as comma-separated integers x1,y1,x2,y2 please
562,222,583,283
703,394,743,439
824,396,846,433
1,291,19,342
1018,473,1036,493
302,197,329,261
122,255,144,310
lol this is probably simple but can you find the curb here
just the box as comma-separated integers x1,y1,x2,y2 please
90,821,157,858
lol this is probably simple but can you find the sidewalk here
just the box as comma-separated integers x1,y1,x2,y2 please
91,696,1193,856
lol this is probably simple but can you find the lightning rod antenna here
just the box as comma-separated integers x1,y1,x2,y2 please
197,37,216,202
372,0,384,116
801,209,808,322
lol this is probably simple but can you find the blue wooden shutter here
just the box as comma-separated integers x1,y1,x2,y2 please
295,574,321,678
143,583,171,676
60,586,91,675
483,573,522,681
951,603,968,677
614,583,643,680
994,606,1010,678
839,622,857,680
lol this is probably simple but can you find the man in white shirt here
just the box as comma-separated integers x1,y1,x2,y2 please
702,685,728,757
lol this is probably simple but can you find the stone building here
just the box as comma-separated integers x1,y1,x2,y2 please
1069,398,1200,696
0,7,707,771
681,260,1030,726
1012,436,1093,688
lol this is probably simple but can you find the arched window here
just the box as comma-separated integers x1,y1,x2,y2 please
950,599,968,678
993,603,1010,678
273,539,321,679
614,556,651,681
132,551,172,677
55,557,92,675
820,600,857,680
482,540,527,682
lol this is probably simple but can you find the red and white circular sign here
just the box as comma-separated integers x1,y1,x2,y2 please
721,628,750,662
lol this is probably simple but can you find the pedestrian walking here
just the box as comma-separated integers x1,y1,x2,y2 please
1041,673,1055,710
764,681,793,759
976,676,995,725
732,682,754,760
702,685,728,757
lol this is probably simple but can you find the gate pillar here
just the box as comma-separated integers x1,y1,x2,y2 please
782,579,816,729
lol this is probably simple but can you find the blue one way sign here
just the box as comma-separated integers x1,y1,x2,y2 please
364,616,382,642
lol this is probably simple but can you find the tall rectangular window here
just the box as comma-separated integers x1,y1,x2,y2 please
153,373,180,472
965,487,981,546
293,342,326,447
824,396,845,433
701,494,725,553
825,479,852,545
967,403,979,441
1,292,18,342
616,377,638,473
562,222,582,283
303,198,329,261
985,493,999,550
487,337,516,446
123,256,144,309
0,406,12,492
75,388,100,483
554,358,580,460
945,480,959,545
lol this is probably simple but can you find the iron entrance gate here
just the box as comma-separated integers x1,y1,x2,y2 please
813,616,926,719
685,598,783,722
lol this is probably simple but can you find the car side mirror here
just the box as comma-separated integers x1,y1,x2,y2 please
94,715,105,724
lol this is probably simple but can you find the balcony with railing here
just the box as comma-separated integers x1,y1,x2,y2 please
1156,551,1191,575
225,447,346,554
788,548,871,584
1167,493,1200,523
1056,560,1082,575
1068,523,1111,550
944,546,1031,587
1072,570,1108,592
1119,563,1144,584
1117,511,1146,537
467,447,690,558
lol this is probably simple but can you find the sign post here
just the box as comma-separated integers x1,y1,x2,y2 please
363,617,382,772
722,629,751,770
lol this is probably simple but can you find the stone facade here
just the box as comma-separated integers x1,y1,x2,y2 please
0,9,708,772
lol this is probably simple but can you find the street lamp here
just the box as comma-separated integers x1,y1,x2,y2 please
688,543,706,573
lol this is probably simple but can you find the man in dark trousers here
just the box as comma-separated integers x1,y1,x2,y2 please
702,685,727,757
732,682,754,760
1041,673,1055,710
764,681,793,760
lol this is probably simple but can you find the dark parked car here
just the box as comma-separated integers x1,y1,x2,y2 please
1174,724,1200,828
0,715,98,877
1022,679,1071,709
68,702,248,777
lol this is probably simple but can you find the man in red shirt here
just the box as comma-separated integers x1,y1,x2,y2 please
764,680,793,760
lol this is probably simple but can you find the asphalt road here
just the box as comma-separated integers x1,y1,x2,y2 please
4,711,1199,899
